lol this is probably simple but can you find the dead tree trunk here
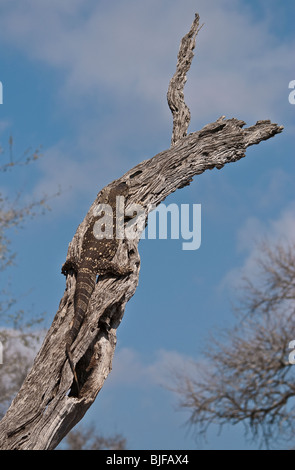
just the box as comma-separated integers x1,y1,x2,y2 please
0,13,283,450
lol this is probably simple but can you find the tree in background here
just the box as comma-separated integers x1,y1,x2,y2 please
60,424,126,450
0,137,46,417
174,242,295,448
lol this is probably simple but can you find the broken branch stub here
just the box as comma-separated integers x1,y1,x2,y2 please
167,13,204,147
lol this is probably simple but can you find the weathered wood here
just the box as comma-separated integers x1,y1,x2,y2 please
167,12,204,146
0,13,283,450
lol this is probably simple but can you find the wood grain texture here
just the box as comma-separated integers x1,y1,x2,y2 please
167,13,203,146
0,12,283,449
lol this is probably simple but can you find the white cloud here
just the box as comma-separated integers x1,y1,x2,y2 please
269,203,295,244
255,169,292,211
0,120,11,134
236,216,267,254
108,347,197,389
0,0,293,123
0,327,45,376
221,202,295,291
30,144,104,213
238,202,295,252
0,1,293,205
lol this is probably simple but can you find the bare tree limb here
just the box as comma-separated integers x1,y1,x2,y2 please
173,242,295,448
0,13,283,450
167,13,204,146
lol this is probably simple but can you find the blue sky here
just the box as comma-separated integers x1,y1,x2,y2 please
0,0,294,450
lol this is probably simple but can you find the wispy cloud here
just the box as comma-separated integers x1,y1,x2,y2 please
0,1,293,205
0,0,293,119
108,347,197,390
221,201,295,291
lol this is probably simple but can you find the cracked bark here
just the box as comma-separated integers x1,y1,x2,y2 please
0,13,283,450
